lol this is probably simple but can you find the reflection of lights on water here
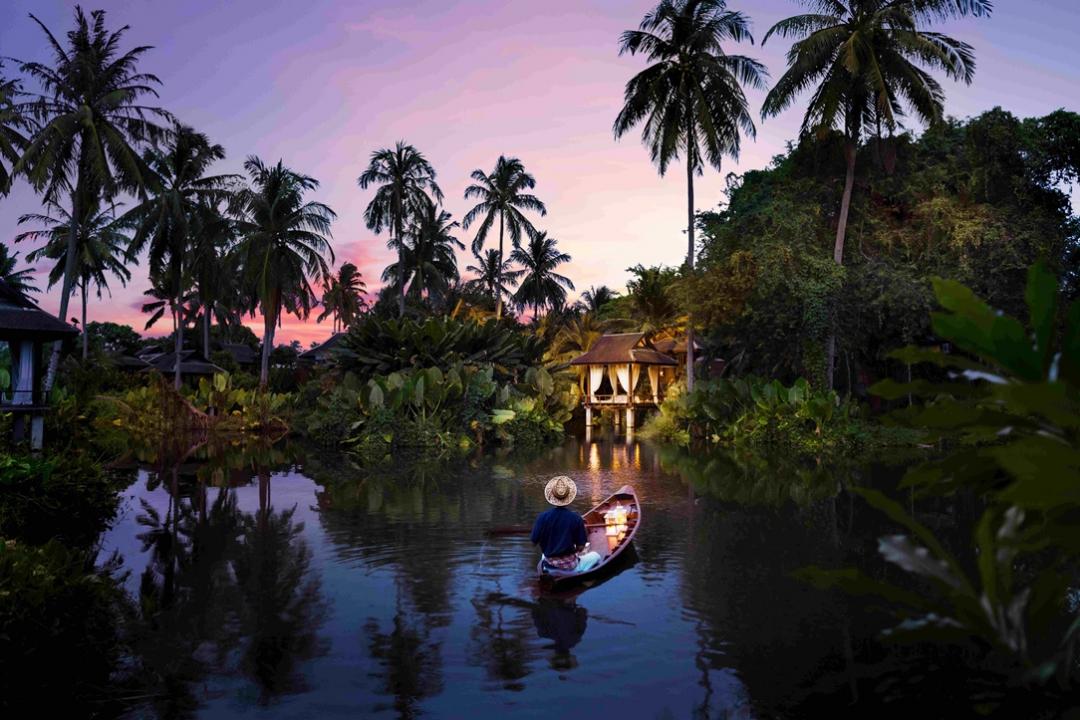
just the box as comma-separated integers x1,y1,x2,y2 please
633,443,642,471
588,443,601,471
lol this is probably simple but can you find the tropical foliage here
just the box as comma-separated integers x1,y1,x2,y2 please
318,262,367,332
800,264,1080,709
510,231,574,316
359,141,443,317
13,7,170,387
232,157,335,388
0,244,37,295
615,0,767,388
761,0,989,386
337,315,546,383
462,155,546,318
690,109,1080,386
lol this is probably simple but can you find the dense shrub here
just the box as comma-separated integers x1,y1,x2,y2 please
642,376,899,455
337,315,546,383
0,453,121,547
0,540,130,714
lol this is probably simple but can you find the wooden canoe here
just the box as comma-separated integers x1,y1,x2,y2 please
537,484,640,589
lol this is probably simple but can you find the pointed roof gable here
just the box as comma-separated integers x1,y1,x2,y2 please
569,332,676,366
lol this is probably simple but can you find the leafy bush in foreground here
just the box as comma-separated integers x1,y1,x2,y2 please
642,375,883,454
0,453,120,547
801,263,1080,710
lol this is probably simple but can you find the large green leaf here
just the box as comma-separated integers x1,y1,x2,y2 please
1025,262,1058,374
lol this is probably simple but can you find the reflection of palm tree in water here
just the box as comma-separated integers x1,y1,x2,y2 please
132,452,328,713
364,576,444,720
233,467,329,703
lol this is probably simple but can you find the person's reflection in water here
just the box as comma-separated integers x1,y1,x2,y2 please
531,598,588,671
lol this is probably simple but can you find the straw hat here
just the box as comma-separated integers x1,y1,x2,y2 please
544,476,577,507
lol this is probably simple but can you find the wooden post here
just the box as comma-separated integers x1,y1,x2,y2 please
625,406,634,429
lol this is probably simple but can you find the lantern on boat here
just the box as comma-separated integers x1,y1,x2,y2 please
604,503,630,540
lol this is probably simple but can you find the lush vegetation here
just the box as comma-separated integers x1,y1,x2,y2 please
799,265,1080,710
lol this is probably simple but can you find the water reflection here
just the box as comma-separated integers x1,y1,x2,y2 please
91,434,929,718
112,437,328,716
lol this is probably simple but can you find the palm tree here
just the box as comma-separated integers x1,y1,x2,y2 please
318,262,367,333
577,285,619,313
14,7,170,387
358,142,442,318
233,157,335,389
624,264,682,334
761,0,987,387
0,245,38,295
18,202,133,358
510,232,574,317
614,0,767,390
126,124,233,388
465,249,518,312
383,196,463,305
462,156,547,319
0,63,30,196
189,198,239,357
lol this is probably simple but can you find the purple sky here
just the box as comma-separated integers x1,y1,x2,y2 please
2,0,1078,345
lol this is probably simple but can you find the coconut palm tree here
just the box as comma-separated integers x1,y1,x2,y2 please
465,249,518,312
383,196,463,305
14,7,170,386
18,202,133,358
318,262,367,333
233,157,335,389
0,245,38,295
126,124,234,388
614,0,766,390
0,63,30,196
188,198,239,357
761,0,987,387
358,142,442,318
576,285,619,313
510,232,574,317
462,156,547,319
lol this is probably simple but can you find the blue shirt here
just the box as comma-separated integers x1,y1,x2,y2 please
531,506,587,558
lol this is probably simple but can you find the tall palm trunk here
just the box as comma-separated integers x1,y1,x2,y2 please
173,298,184,391
685,155,696,392
395,190,406,318
202,301,211,360
81,279,89,360
259,292,279,390
45,191,81,392
495,212,505,320
825,140,857,390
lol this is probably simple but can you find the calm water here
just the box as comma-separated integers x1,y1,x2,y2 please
101,436,907,719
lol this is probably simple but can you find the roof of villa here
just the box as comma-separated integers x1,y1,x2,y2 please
217,342,259,365
569,332,677,366
0,278,80,341
299,332,348,361
143,350,224,376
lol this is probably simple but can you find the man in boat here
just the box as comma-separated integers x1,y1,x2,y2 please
532,476,602,573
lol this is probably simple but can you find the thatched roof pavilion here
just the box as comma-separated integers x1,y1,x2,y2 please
569,333,677,428
0,278,79,448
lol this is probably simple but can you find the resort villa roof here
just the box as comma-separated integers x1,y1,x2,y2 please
0,278,79,341
143,350,225,377
218,342,259,366
569,332,676,367
299,332,348,364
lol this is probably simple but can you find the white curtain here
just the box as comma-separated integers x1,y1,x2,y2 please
615,364,630,400
607,364,620,397
589,365,604,401
629,364,642,401
12,341,33,405
648,366,660,402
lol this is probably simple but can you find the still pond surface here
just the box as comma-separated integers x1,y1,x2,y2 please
103,435,904,719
